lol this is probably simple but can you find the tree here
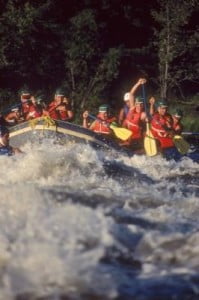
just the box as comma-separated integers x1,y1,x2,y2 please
62,9,122,114
0,0,64,91
151,0,199,99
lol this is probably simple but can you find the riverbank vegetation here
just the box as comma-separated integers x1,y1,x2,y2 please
0,0,198,130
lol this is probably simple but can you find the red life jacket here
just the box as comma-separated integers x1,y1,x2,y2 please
21,102,31,115
123,108,142,139
151,113,174,149
92,116,115,134
47,101,60,120
56,105,70,121
173,121,183,134
21,96,31,116
27,104,43,119
58,109,67,120
47,101,70,120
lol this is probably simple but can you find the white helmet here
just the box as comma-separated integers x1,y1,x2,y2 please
123,92,130,101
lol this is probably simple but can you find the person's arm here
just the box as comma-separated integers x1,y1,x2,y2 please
67,110,74,120
118,108,124,125
5,112,16,124
25,111,36,120
129,78,147,109
175,123,183,135
149,97,156,116
165,115,173,129
89,121,96,131
64,104,74,120
56,104,74,120
42,109,50,116
141,111,147,122
153,114,174,137
55,104,65,112
48,101,58,113
82,111,96,130
83,110,89,128
17,114,26,123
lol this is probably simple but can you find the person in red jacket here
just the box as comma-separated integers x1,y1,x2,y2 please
118,78,147,126
118,92,131,125
20,89,32,117
47,90,74,121
62,96,74,121
121,78,153,148
26,95,49,120
151,100,174,149
47,89,64,120
123,96,146,140
172,109,183,135
83,104,116,135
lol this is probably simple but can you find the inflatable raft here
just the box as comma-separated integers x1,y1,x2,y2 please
8,117,199,161
9,117,123,153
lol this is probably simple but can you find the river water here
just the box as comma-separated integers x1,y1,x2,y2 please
0,138,198,300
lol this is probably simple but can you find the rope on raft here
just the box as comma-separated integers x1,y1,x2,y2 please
29,116,57,130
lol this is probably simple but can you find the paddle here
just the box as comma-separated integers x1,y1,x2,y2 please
172,135,190,155
182,132,199,136
142,85,158,156
88,114,132,141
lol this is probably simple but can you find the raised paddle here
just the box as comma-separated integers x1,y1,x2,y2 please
142,85,158,156
88,114,132,141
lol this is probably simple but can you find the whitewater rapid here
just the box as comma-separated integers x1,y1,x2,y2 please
0,139,198,299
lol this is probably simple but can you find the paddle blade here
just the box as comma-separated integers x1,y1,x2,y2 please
144,124,157,156
110,125,132,141
173,135,189,155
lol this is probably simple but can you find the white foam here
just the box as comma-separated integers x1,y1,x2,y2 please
0,183,117,298
0,139,198,297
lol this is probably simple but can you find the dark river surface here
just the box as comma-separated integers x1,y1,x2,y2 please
0,136,198,300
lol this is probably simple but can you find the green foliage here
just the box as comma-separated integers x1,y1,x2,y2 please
151,0,199,99
0,0,197,117
0,1,40,67
182,115,199,132
0,0,63,88
169,95,199,131
62,9,122,111
0,88,16,112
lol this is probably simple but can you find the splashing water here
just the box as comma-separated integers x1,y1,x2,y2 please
0,139,198,299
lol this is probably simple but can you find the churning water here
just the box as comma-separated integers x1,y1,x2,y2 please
0,139,198,300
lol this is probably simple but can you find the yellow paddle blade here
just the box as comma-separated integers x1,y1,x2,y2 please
109,125,132,141
173,135,190,155
144,123,158,156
